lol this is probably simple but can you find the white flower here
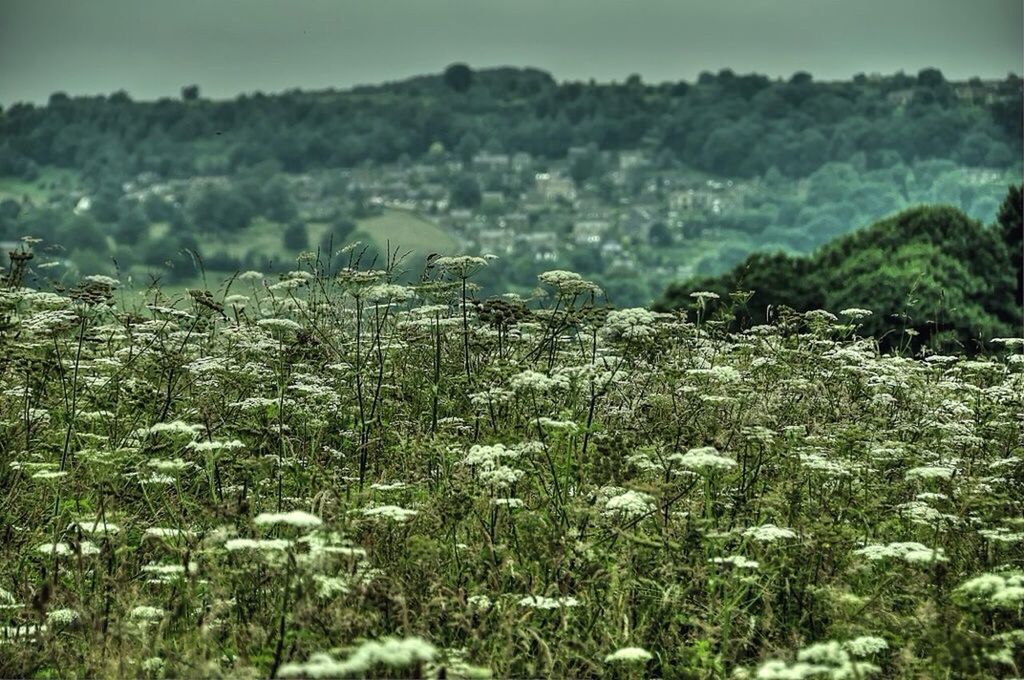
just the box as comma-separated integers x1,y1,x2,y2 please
370,481,408,492
30,470,69,481
603,308,659,342
278,637,437,677
509,369,567,393
957,572,1024,609
538,270,600,295
840,308,873,319
435,256,488,277
188,439,245,453
537,417,580,433
843,636,888,657
604,647,652,663
468,594,493,609
258,318,302,333
689,291,720,301
479,465,524,489
361,505,418,523
144,527,194,540
148,458,189,474
805,309,838,323
141,473,176,486
743,524,797,543
365,284,416,302
253,510,323,529
853,541,946,564
710,555,760,570
492,498,524,508
81,274,120,287
671,446,736,472
46,608,80,625
37,541,99,556
224,538,293,552
517,595,580,610
128,606,166,621
602,490,655,520
905,466,954,480
144,421,205,438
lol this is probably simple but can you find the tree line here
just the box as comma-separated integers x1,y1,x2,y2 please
1,65,1020,191
657,186,1024,353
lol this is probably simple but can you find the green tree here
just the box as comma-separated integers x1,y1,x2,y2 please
450,175,482,209
648,221,672,247
261,176,298,223
319,216,356,256
917,68,946,88
186,184,255,232
569,146,602,185
283,220,308,251
455,133,481,165
59,213,108,252
115,205,148,245
444,63,474,93
997,184,1023,310
658,206,1017,352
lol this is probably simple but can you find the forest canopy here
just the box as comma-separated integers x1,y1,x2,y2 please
657,186,1024,353
1,66,1021,190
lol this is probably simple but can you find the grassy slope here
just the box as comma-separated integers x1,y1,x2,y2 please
353,208,459,260
120,209,459,294
0,167,79,202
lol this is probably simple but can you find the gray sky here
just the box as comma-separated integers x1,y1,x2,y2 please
1,0,1021,105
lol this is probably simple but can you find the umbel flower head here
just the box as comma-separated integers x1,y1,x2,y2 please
671,446,736,472
743,524,797,543
253,510,323,528
434,255,488,278
278,636,438,678
604,647,653,663
602,307,660,342
538,270,601,296
601,489,655,520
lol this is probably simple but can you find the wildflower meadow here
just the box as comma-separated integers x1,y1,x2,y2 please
0,246,1022,678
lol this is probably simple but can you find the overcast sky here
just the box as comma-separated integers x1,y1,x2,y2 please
1,0,1021,105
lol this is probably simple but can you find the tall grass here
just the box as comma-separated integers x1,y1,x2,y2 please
0,244,1022,678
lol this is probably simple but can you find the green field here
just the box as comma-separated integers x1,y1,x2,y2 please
119,209,460,293
0,166,79,203
353,208,459,261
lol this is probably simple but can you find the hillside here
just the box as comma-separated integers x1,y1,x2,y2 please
0,66,1021,308
658,188,1023,352
2,66,1020,185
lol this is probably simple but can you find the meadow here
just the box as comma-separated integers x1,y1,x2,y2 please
0,247,1022,678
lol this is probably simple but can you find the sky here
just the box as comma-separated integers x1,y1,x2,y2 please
1,0,1021,105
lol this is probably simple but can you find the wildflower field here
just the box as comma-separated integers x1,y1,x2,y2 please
1,249,1022,679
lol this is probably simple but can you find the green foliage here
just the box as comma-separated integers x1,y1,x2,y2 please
998,184,1023,308
282,220,308,251
0,261,1021,678
318,216,355,257
185,183,255,232
58,213,107,252
450,174,482,209
443,63,474,93
659,202,1020,352
0,68,1019,186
